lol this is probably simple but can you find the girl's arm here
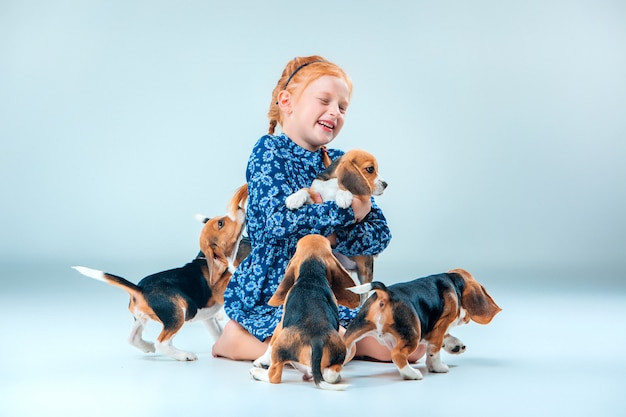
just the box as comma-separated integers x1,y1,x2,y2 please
333,198,391,256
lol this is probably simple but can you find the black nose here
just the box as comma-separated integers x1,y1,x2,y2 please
382,181,388,189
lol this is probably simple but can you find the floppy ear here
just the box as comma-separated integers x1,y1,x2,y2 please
327,256,361,309
268,259,298,307
206,246,229,286
316,156,341,181
462,281,502,325
337,161,372,196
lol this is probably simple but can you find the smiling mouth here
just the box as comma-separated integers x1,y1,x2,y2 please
318,120,335,130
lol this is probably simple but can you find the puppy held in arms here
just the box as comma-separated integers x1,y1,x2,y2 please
285,149,387,210
72,184,248,361
250,234,360,390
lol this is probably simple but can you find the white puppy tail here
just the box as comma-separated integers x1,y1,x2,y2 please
72,266,107,282
72,266,141,295
194,213,209,223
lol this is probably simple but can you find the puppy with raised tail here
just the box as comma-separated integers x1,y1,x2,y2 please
343,269,501,380
72,185,248,361
250,234,361,390
285,149,387,210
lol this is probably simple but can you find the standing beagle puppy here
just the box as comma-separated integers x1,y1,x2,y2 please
285,149,387,210
72,185,248,361
250,234,360,390
343,269,501,380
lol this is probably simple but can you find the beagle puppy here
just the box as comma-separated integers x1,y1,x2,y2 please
285,149,385,289
250,234,360,390
72,184,248,361
285,149,387,210
343,268,501,380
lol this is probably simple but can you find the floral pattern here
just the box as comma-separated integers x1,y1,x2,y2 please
223,134,392,341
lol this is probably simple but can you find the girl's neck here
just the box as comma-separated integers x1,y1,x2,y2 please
281,130,321,152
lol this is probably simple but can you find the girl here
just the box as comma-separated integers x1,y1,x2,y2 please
212,55,425,363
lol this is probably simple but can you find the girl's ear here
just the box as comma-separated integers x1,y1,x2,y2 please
277,90,293,115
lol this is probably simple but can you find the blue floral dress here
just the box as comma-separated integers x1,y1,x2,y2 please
223,133,392,341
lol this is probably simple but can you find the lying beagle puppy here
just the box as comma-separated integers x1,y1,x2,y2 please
344,268,501,380
72,185,248,361
285,148,387,210
250,234,360,390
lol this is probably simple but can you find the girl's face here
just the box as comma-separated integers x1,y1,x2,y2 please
280,75,350,152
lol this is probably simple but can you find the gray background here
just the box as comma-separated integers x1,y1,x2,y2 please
2,0,625,285
2,2,626,417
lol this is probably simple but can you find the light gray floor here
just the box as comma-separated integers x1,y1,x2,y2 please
1,265,624,417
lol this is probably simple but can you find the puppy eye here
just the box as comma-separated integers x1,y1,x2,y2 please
217,220,225,229
365,166,375,174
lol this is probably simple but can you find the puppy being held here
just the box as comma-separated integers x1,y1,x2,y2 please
72,185,248,361
250,234,360,390
344,268,501,380
285,149,386,287
285,149,387,210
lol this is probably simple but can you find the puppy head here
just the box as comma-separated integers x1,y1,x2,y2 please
199,184,248,286
336,149,387,197
268,234,360,308
449,268,502,325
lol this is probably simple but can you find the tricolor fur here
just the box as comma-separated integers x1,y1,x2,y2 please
72,184,248,361
285,149,387,210
343,268,501,380
250,234,360,390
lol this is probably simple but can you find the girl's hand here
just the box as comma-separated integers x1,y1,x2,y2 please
351,198,371,223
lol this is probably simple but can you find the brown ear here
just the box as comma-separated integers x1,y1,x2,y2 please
462,281,502,325
268,260,297,307
337,162,372,196
207,246,229,286
327,256,360,309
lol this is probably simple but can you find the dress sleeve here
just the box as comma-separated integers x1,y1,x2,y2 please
333,197,392,256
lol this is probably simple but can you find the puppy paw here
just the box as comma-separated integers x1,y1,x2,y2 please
323,368,342,384
426,351,449,373
398,365,424,380
253,358,269,369
176,351,198,361
428,362,450,373
250,367,270,382
442,334,466,355
132,339,155,354
335,189,354,208
285,189,310,209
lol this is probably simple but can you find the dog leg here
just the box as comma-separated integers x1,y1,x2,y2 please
253,345,272,369
202,317,223,341
290,361,313,380
391,346,423,380
426,344,449,373
128,316,155,353
442,333,466,355
267,361,286,384
155,338,198,361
